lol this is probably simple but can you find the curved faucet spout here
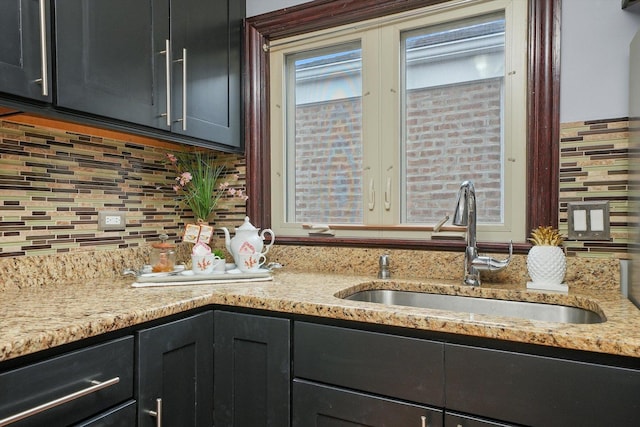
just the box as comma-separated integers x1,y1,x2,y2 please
452,181,511,286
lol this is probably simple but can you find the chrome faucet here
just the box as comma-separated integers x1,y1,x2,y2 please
452,180,512,286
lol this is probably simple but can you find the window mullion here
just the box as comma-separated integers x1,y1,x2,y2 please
360,29,383,229
379,24,401,229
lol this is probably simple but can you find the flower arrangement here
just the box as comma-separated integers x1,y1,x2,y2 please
167,151,248,222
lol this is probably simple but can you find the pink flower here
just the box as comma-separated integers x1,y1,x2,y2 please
172,185,181,192
177,172,192,186
228,188,237,196
166,153,178,164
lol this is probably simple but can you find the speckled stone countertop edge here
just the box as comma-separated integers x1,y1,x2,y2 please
2,270,640,362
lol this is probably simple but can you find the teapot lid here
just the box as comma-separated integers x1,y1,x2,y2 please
237,216,258,231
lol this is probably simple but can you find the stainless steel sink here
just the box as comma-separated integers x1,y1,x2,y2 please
343,289,604,324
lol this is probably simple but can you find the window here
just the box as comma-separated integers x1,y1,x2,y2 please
269,0,527,241
287,43,364,224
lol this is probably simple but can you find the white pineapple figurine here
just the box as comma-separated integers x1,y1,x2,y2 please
526,226,567,292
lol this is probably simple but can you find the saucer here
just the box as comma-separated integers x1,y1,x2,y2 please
227,268,270,274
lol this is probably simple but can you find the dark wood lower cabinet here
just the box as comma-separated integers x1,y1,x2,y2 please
292,380,443,427
214,310,291,426
136,311,214,427
0,337,133,427
293,321,640,427
445,343,640,426
4,309,640,427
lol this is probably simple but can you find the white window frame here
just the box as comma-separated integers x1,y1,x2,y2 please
269,0,527,242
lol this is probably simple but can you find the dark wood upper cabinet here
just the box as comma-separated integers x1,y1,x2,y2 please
55,0,164,129
53,0,244,149
0,0,52,102
169,0,244,147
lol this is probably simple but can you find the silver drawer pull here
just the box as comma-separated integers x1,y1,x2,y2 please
0,376,120,426
148,398,162,427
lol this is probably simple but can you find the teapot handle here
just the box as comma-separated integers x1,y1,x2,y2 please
260,228,275,254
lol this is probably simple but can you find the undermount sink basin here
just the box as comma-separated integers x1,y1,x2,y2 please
343,289,604,324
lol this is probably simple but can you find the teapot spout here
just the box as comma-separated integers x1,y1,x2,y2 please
221,227,232,254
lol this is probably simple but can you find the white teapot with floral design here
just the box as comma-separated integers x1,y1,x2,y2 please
221,217,275,263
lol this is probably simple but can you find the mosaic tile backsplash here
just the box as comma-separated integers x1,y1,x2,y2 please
0,119,246,258
0,115,632,271
559,117,630,259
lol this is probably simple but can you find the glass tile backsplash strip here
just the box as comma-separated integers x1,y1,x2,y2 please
0,120,246,258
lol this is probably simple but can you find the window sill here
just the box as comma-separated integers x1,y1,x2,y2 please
271,235,528,255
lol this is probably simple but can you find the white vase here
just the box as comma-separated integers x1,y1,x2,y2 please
527,245,566,285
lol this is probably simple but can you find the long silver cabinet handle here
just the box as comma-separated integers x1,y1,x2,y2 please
384,176,391,210
148,398,163,427
368,179,375,210
160,39,172,127
0,376,120,426
174,48,187,131
35,0,48,96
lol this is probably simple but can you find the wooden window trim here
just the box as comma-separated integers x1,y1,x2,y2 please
244,0,560,253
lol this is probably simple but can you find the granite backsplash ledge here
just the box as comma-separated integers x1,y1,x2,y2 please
266,245,621,290
0,244,621,291
0,247,149,290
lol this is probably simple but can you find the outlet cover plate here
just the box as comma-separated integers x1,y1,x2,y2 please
98,211,126,231
567,201,610,240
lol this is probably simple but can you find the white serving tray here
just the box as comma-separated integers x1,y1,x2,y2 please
132,269,272,287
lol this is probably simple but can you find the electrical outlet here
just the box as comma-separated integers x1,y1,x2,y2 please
98,211,126,230
567,201,610,240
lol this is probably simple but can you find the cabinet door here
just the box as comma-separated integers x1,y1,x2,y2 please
169,0,244,147
293,380,443,427
445,343,640,426
54,0,169,129
137,311,214,427
0,0,51,101
214,311,291,426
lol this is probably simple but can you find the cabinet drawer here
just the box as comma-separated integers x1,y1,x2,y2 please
0,336,134,427
445,343,640,426
445,412,516,427
294,322,444,406
293,379,443,427
75,401,136,427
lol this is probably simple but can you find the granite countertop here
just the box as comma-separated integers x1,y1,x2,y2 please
2,270,640,362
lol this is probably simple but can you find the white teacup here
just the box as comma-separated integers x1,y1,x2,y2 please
212,257,226,273
236,253,266,273
192,254,221,275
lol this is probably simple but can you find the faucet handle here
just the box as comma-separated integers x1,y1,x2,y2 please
471,241,513,271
